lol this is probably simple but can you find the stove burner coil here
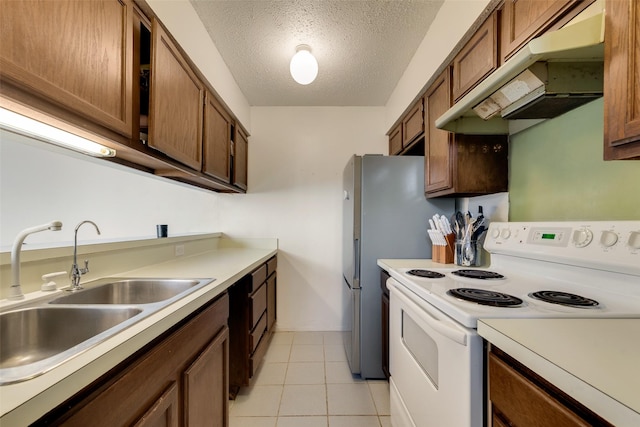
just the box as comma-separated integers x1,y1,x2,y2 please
451,269,505,280
406,269,446,279
529,291,599,308
447,288,523,307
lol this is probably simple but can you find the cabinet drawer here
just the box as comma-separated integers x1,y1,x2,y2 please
249,329,269,378
267,257,277,277
250,313,267,353
250,264,267,293
249,283,267,328
489,352,590,427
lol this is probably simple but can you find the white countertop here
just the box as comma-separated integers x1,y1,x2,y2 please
0,242,277,426
378,258,446,271
479,318,640,427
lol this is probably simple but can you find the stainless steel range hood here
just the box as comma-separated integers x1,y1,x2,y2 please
436,11,605,134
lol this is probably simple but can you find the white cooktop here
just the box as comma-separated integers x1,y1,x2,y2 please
387,221,640,328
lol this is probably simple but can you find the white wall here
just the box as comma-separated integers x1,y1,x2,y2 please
217,107,387,331
0,130,220,250
385,0,491,129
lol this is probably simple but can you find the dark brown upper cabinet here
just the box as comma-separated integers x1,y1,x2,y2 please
233,126,249,190
424,68,508,198
402,98,425,148
148,19,204,170
604,0,640,160
203,92,233,182
452,12,498,101
500,0,594,63
0,0,133,139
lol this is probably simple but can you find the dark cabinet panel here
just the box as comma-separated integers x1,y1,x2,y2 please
37,293,230,427
403,99,425,148
488,347,613,427
604,0,640,159
452,12,498,100
0,0,133,137
233,126,248,190
148,19,204,170
389,123,403,155
229,256,277,397
424,68,508,198
501,0,578,62
203,93,232,181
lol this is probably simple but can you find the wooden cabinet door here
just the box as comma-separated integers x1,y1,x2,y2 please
46,294,229,427
424,69,453,194
388,123,403,155
501,0,578,62
233,126,248,190
604,0,640,159
452,12,498,100
149,19,204,170
0,0,133,137
133,383,179,427
203,92,232,181
183,326,229,427
402,99,424,147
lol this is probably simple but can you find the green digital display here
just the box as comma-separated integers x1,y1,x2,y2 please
541,233,556,240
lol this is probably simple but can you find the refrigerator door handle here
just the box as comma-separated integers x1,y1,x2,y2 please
353,238,360,289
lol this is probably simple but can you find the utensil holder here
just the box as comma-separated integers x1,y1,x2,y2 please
455,239,482,266
433,233,455,264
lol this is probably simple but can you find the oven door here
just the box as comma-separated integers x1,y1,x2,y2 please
388,278,484,427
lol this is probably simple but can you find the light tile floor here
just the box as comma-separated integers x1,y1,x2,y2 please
230,331,391,427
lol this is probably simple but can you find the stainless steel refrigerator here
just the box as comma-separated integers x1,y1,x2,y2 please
342,154,454,379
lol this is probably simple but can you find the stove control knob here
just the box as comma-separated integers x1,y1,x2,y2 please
599,230,619,247
500,228,512,239
628,231,640,250
572,228,593,248
491,227,500,239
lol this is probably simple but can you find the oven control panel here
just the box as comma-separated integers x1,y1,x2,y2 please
485,221,640,275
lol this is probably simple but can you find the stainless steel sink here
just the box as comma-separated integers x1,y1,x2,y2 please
49,278,211,305
0,306,142,384
0,277,215,384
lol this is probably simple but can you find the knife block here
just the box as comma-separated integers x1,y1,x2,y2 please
432,233,455,264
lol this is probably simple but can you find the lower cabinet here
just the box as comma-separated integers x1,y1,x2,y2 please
380,270,390,380
229,256,277,398
35,292,230,427
488,346,612,427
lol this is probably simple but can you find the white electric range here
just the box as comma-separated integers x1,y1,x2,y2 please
386,221,640,427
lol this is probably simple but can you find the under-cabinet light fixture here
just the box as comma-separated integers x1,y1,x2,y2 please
0,107,116,157
290,45,318,85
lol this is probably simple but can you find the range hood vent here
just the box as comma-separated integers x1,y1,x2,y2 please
436,11,605,134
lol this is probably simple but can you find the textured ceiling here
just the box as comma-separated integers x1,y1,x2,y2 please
190,0,445,106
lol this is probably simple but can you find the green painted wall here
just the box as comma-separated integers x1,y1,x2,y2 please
509,98,640,221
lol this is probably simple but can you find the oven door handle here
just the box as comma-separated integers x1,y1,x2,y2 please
388,278,468,346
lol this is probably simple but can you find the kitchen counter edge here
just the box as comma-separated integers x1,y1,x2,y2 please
478,318,640,427
0,240,277,425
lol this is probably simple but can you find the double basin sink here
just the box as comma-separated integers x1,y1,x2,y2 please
0,277,214,384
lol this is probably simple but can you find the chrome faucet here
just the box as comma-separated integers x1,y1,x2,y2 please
9,221,63,300
70,220,101,292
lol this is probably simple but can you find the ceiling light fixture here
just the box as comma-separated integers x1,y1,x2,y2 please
0,107,116,157
290,45,318,85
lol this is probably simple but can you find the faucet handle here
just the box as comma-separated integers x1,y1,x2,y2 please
82,259,90,274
